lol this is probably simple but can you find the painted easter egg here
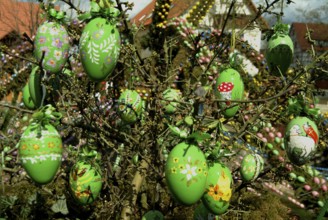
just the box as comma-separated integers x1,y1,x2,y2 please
117,89,143,123
161,88,182,114
202,162,233,215
266,33,294,76
214,68,244,117
79,17,121,81
34,21,69,73
28,66,43,108
142,210,164,220
165,142,208,205
194,203,219,220
285,117,319,166
18,123,62,184
240,153,264,182
22,84,36,110
69,160,103,205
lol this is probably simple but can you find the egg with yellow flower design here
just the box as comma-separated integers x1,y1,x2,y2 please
202,162,232,215
165,142,208,205
18,123,63,184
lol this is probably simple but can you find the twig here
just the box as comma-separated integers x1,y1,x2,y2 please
0,103,34,114
214,87,293,103
61,0,83,14
0,50,37,65
23,32,34,46
237,0,280,36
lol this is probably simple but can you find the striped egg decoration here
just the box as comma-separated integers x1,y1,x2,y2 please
69,160,102,205
117,89,143,123
240,153,264,182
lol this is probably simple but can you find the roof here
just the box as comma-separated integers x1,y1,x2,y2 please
131,0,269,30
290,22,328,51
0,0,42,39
131,0,196,26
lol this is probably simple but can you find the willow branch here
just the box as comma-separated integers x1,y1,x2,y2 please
61,0,83,14
0,50,37,65
214,87,293,103
237,0,280,35
0,103,34,114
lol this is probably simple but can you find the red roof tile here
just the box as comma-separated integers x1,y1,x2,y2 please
290,22,328,51
0,0,43,39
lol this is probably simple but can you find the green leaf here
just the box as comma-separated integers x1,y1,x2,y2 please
206,120,220,129
51,196,69,215
187,131,211,142
168,124,184,138
184,116,194,126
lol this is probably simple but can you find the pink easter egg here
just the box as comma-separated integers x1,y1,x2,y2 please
303,185,311,191
312,191,319,197
314,177,320,185
257,133,263,138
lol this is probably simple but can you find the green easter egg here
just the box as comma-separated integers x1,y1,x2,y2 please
165,142,208,205
142,210,164,220
272,149,279,155
79,17,121,81
215,68,244,118
297,176,305,183
194,203,220,220
69,160,103,205
34,21,70,73
285,117,319,166
117,90,143,123
18,123,62,184
28,66,43,108
22,84,36,110
266,33,294,76
240,154,264,182
289,172,297,179
202,162,232,215
161,88,182,114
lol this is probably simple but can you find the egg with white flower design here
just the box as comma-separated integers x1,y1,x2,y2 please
18,123,63,184
165,142,208,205
34,21,70,73
79,17,121,81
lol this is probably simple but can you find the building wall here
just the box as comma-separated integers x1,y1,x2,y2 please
198,0,263,76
